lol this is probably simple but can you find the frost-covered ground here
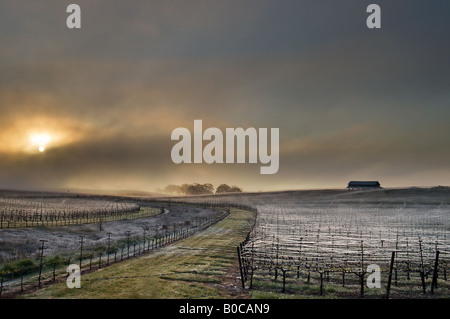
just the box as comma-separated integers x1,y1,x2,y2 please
164,187,450,272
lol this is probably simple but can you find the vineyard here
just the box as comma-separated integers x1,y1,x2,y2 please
0,187,449,299
0,208,229,297
237,190,450,298
0,194,142,228
0,191,229,297
145,187,450,297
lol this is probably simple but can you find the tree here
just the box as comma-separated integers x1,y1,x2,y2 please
229,185,243,193
164,182,243,195
164,184,183,194
216,184,231,193
186,183,214,195
216,184,243,193
180,184,190,194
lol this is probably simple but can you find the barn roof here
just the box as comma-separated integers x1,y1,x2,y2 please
347,181,381,187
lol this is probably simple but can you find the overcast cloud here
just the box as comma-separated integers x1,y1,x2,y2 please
1,1,449,192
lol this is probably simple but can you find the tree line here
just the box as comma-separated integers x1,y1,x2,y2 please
164,183,243,195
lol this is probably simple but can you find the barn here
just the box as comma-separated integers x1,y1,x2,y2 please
347,181,381,189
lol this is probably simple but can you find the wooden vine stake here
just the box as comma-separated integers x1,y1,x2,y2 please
386,251,395,299
37,239,48,288
431,250,439,295
237,246,245,289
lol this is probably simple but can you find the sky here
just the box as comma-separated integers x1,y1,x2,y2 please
0,0,449,193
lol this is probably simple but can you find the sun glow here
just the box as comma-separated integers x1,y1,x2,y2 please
30,133,51,152
0,115,88,154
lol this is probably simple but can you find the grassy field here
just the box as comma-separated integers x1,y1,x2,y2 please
25,208,255,299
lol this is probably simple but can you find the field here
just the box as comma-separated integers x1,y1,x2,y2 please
0,187,449,299
238,188,450,298
155,187,450,298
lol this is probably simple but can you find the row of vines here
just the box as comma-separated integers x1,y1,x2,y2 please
238,201,450,298
0,196,143,228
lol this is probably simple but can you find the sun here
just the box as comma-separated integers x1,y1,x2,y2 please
30,133,51,152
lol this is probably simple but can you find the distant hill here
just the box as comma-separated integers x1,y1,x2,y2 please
69,188,166,198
